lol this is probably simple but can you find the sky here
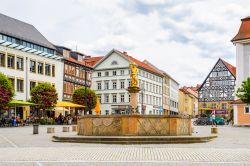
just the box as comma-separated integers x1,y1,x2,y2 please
0,0,249,86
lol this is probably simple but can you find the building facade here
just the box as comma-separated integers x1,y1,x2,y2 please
179,86,198,117
198,58,236,117
0,13,63,119
232,16,250,125
91,49,163,115
169,79,179,115
55,46,92,101
0,13,64,101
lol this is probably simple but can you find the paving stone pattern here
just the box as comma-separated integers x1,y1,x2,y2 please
0,125,249,165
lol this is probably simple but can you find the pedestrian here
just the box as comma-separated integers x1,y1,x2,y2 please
211,112,217,127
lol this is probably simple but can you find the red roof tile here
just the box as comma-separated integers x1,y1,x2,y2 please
116,50,163,76
232,17,250,42
222,59,236,77
64,57,92,68
84,56,103,67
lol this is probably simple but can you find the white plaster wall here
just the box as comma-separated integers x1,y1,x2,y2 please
0,45,64,101
92,52,163,115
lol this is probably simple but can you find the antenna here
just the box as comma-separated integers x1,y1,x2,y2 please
76,45,78,51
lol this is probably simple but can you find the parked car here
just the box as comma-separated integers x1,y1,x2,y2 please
193,114,225,126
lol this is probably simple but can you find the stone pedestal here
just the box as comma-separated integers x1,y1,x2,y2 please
127,86,140,114
63,127,70,132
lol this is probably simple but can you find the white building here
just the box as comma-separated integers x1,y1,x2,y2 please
91,49,164,115
0,13,64,102
169,79,179,115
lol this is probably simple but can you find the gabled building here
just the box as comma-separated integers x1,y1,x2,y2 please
231,16,250,126
198,59,236,117
91,49,164,115
55,46,94,101
143,60,179,115
179,86,199,117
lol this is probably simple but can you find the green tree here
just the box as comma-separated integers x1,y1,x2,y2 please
236,77,250,104
0,73,14,109
72,86,97,114
31,83,58,116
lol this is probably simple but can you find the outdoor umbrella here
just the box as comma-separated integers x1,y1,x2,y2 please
55,102,85,116
8,100,36,118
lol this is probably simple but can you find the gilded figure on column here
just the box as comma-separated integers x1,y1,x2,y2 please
130,62,138,87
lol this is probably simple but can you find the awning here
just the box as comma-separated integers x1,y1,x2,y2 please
55,101,85,108
8,100,36,106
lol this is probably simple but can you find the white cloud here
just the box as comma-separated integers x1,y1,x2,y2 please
0,0,248,86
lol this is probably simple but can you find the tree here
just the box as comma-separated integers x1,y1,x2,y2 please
236,77,250,104
72,86,97,114
0,73,14,109
31,83,58,116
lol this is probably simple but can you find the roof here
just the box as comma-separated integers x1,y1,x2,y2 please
179,86,198,98
222,59,236,77
231,99,244,104
64,57,92,69
143,60,179,84
0,13,55,50
232,16,250,42
198,59,236,91
115,50,164,76
84,56,103,67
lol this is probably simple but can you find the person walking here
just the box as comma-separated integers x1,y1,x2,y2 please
211,112,217,127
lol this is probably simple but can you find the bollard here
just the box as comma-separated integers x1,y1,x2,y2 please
211,127,218,134
33,124,39,134
47,127,55,133
72,125,77,132
63,126,70,132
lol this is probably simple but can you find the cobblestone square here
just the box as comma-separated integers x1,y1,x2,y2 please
0,125,249,165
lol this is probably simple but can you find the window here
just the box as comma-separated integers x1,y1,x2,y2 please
112,81,117,89
45,64,51,76
111,60,118,65
0,53,5,67
97,95,102,103
97,82,102,90
104,81,109,90
16,79,24,92
128,80,131,87
112,94,117,103
105,71,109,76
52,65,55,77
120,80,125,89
113,71,117,76
30,81,36,91
7,54,15,69
105,94,109,103
105,110,109,115
121,70,124,75
8,78,15,90
245,107,250,114
211,103,216,109
97,72,101,77
222,103,227,110
129,94,131,102
16,57,23,70
120,94,125,103
38,62,44,74
30,60,36,73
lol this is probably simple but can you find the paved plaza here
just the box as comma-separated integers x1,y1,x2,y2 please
0,125,249,165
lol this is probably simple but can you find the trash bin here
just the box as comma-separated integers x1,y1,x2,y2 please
33,124,39,134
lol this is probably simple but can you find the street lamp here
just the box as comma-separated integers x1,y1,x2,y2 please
141,82,145,114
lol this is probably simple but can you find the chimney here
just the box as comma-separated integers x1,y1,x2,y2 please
123,51,128,56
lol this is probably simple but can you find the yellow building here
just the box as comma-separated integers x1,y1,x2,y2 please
178,86,199,117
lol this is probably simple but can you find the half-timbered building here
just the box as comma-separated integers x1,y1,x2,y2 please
55,46,92,101
198,59,236,117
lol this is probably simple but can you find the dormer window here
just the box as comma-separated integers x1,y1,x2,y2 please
111,60,118,65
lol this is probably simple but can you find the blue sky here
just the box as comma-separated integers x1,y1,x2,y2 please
0,0,249,86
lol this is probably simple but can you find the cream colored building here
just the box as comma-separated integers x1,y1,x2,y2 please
179,86,198,117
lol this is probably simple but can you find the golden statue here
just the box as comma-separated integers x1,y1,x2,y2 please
130,62,138,87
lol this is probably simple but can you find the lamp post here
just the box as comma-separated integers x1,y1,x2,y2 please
141,83,145,114
84,58,87,115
